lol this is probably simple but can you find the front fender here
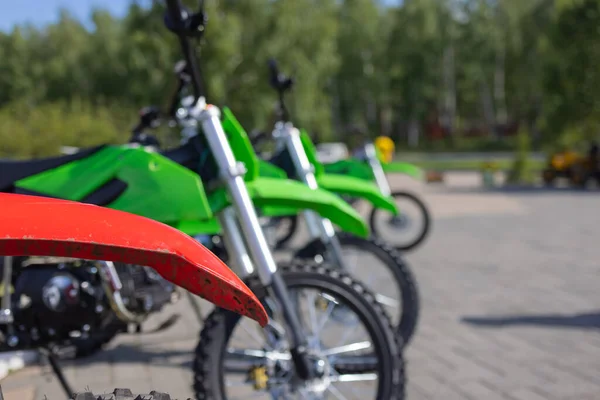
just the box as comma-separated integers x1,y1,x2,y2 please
258,159,287,179
0,193,267,326
208,178,369,238
323,159,375,182
382,161,424,181
317,174,399,215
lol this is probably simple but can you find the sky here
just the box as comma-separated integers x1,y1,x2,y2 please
0,0,142,32
1,0,401,33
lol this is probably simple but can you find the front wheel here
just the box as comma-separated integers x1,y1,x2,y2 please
194,261,405,400
369,191,431,252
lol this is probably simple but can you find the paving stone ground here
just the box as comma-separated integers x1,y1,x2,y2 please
2,172,600,400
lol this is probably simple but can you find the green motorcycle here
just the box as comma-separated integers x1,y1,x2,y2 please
253,73,431,253
273,140,431,252
323,141,431,252
0,1,405,399
156,58,420,346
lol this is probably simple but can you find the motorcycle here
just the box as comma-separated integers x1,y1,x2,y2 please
248,59,421,346
324,139,431,252
0,192,266,399
256,76,431,252
136,57,420,346
0,1,406,399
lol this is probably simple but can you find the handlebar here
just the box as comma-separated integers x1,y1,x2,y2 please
267,58,294,122
268,58,294,94
164,0,207,102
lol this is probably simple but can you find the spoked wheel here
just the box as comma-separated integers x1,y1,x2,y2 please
194,262,404,400
294,233,420,346
369,191,431,252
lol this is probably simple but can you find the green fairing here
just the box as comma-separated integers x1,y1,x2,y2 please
299,129,325,176
248,178,368,237
381,161,424,180
295,129,397,213
323,159,375,182
220,106,259,181
258,159,287,179
15,146,214,226
14,107,371,240
212,108,369,237
317,174,398,215
206,178,368,239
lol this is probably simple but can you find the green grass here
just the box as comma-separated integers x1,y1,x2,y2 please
412,158,545,172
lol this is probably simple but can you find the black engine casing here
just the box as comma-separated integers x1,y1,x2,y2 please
12,266,103,340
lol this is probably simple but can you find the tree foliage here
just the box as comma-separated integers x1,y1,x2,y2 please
0,0,597,156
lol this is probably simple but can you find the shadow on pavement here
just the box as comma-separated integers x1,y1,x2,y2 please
461,311,600,330
63,341,195,369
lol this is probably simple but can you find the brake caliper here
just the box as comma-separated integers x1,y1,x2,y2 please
248,366,269,390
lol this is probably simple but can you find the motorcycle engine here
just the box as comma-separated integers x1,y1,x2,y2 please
114,263,179,315
12,261,108,343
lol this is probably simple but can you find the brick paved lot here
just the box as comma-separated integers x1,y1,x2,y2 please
3,173,600,400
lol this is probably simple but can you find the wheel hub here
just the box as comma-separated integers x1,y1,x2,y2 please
303,355,331,394
388,214,410,229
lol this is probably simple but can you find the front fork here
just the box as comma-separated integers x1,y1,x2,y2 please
273,122,349,270
363,143,392,197
195,104,312,379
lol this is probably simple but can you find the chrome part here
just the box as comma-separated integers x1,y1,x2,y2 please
272,122,336,242
364,143,392,197
97,261,145,324
195,103,277,285
0,256,13,324
21,257,78,266
218,207,255,278
6,335,18,347
221,287,380,397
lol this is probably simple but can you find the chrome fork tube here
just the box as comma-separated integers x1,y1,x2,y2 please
273,122,349,270
218,207,255,279
0,256,13,325
195,105,312,376
195,104,277,286
273,122,336,243
364,143,392,197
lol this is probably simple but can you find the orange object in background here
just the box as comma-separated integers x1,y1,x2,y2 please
375,136,395,163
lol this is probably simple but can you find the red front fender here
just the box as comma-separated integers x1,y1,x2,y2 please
0,193,267,326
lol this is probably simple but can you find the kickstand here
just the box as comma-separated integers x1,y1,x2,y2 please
39,347,74,397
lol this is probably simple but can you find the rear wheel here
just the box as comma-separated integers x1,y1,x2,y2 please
369,191,431,252
295,233,420,346
194,261,405,400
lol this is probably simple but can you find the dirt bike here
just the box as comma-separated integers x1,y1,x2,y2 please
246,59,421,346
256,77,431,252
137,57,420,346
323,141,432,252
0,1,406,399
0,192,266,399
